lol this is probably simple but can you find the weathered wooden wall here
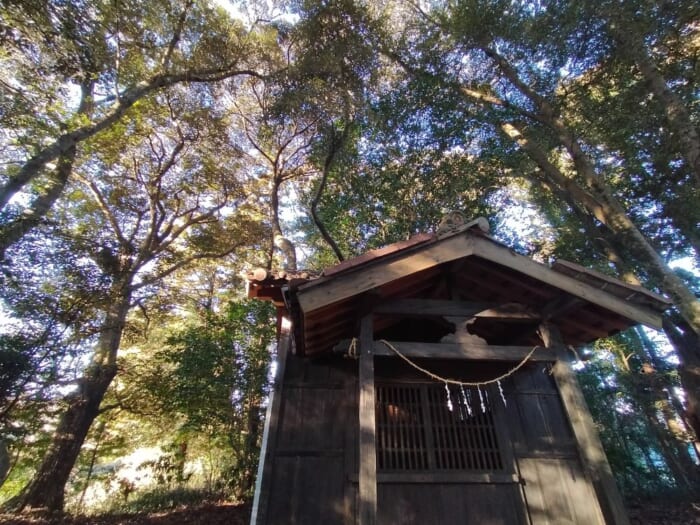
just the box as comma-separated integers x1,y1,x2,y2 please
260,353,358,525
505,365,605,524
255,356,605,525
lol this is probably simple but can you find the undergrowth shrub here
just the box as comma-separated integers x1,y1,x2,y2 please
92,486,223,515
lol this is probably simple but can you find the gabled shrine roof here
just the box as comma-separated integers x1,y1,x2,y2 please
247,218,670,356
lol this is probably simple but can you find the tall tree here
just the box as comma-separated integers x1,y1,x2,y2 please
229,76,319,270
11,84,263,512
0,0,272,257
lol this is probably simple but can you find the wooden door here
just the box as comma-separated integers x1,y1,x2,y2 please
374,382,528,525
504,365,605,524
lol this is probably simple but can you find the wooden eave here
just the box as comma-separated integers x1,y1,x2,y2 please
552,259,671,311
290,231,668,356
247,279,288,307
296,233,664,325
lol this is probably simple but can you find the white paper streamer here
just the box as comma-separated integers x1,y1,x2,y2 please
445,383,453,412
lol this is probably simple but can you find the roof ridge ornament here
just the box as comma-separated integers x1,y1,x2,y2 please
436,213,490,238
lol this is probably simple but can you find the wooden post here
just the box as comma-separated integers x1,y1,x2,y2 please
358,314,377,525
540,322,630,525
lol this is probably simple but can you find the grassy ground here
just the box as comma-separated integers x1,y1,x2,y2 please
0,499,698,524
0,502,249,525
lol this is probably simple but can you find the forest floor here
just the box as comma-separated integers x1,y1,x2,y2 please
627,498,700,525
0,502,249,525
0,500,698,524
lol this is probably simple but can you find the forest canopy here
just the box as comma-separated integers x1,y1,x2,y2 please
0,0,698,516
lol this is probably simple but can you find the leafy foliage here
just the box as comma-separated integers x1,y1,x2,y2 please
578,333,692,496
0,0,698,516
123,300,275,499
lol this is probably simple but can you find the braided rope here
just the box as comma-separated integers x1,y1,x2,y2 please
377,339,540,387
347,338,358,358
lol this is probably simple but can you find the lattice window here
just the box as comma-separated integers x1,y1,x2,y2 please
376,383,504,471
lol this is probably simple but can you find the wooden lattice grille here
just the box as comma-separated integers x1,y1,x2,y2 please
376,384,504,471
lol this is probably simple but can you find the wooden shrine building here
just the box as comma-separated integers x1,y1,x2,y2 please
247,216,670,525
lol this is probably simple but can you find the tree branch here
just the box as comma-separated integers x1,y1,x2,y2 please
311,127,349,262
134,240,243,290
161,0,194,70
0,68,265,212
74,173,130,249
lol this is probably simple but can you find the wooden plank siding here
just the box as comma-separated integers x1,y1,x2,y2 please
541,323,630,525
504,364,605,524
255,351,622,525
377,483,526,524
259,354,358,525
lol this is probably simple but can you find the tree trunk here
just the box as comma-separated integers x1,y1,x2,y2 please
270,178,283,250
500,121,700,337
18,284,132,513
530,177,642,285
0,147,76,261
19,369,116,512
609,24,700,187
0,79,92,260
270,178,297,271
0,438,9,486
310,128,347,262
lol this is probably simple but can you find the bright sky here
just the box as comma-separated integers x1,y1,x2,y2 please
212,0,298,26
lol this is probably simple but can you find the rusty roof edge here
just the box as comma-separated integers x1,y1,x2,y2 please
295,221,494,294
552,260,672,309
467,237,665,330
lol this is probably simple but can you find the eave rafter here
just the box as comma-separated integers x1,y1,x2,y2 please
297,234,663,330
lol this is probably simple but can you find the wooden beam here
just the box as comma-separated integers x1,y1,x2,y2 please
333,340,555,362
540,323,630,525
508,294,586,344
373,298,495,316
471,236,662,329
540,293,585,320
373,298,540,321
474,304,541,320
358,314,376,525
297,234,475,313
